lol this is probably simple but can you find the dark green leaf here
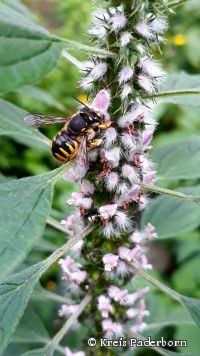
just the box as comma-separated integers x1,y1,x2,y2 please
151,72,200,107
0,99,50,148
141,186,200,238
0,261,48,354
0,3,63,93
0,169,61,280
181,296,200,329
152,136,200,181
12,306,49,344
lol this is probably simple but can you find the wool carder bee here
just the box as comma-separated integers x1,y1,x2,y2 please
24,103,112,166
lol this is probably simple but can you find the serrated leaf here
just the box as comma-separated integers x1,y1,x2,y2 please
141,185,200,238
0,3,63,93
149,72,200,107
0,99,50,148
13,306,49,344
152,135,200,181
0,168,62,280
0,262,48,354
0,223,93,353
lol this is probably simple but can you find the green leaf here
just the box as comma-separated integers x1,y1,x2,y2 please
0,3,63,93
152,135,200,181
148,72,200,107
1,0,33,17
0,168,62,280
141,185,200,238
0,223,93,353
175,324,200,354
17,86,65,111
0,99,50,148
12,306,49,344
0,262,48,354
181,296,200,329
134,268,200,330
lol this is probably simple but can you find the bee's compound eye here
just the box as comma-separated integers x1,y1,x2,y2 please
94,126,99,132
69,114,87,133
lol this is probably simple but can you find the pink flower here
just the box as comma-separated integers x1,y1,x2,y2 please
140,254,152,270
90,62,107,80
122,164,138,183
143,171,156,185
105,172,119,191
138,58,165,78
102,221,116,239
151,17,168,34
138,74,155,94
92,89,110,114
142,129,154,150
117,182,129,195
110,14,127,31
89,25,107,39
121,84,132,99
108,286,128,305
115,211,131,231
101,147,121,167
130,322,147,333
116,260,129,277
98,295,113,318
70,271,87,284
135,22,154,39
120,32,133,46
102,319,123,337
117,185,140,206
67,192,93,210
103,253,119,271
64,347,85,356
58,304,79,317
129,230,144,244
59,256,81,275
126,287,150,306
118,66,134,84
120,133,137,150
81,180,95,195
61,214,84,237
103,127,117,148
138,299,150,317
118,246,130,260
99,204,118,220
145,223,157,239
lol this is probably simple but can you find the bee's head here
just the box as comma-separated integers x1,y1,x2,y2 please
80,107,105,123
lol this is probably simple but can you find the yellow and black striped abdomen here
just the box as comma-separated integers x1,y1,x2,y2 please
51,130,79,162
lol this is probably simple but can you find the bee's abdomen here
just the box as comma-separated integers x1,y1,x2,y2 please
51,130,79,161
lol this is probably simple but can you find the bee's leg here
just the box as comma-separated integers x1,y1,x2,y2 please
99,120,113,130
87,138,103,148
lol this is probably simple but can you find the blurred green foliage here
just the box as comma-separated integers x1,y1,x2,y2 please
1,0,200,354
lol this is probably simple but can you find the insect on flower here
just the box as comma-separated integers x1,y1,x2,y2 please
24,98,112,175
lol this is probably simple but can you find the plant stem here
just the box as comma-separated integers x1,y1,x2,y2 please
46,293,92,356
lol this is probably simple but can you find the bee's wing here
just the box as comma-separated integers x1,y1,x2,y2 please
24,113,69,128
73,136,89,181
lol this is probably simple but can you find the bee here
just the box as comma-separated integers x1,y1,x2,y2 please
24,102,112,172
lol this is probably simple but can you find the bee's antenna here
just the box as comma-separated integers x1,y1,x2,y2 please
73,96,91,109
